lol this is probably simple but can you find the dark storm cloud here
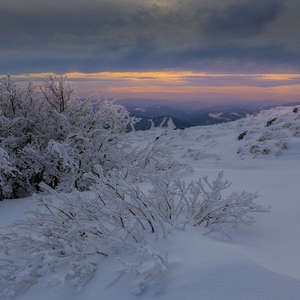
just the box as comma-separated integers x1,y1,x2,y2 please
0,0,299,74
202,0,286,37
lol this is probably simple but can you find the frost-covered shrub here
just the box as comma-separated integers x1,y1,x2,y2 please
257,131,272,142
0,148,19,199
293,128,300,137
249,144,260,155
1,75,180,199
0,169,269,298
275,140,288,156
261,147,271,154
191,172,270,237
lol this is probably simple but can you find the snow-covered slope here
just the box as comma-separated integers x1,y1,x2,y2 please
129,105,300,163
1,106,300,300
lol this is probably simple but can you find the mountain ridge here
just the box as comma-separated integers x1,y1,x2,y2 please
117,99,300,130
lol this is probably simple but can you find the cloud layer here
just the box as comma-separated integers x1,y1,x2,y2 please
202,0,285,37
0,0,299,75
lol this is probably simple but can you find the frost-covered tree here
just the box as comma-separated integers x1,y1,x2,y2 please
40,75,78,114
0,75,23,117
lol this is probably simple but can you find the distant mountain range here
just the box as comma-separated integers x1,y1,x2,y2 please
113,98,300,131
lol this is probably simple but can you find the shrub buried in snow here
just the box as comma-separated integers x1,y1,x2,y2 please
0,165,269,298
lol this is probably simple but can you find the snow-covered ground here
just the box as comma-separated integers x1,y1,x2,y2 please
1,106,300,299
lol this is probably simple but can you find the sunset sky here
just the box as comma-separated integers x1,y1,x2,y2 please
1,0,300,103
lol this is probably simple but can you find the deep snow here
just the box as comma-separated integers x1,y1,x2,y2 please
1,106,300,300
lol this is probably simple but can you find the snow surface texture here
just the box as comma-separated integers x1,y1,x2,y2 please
1,106,300,299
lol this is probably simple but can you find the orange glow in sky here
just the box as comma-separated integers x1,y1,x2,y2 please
6,71,300,103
